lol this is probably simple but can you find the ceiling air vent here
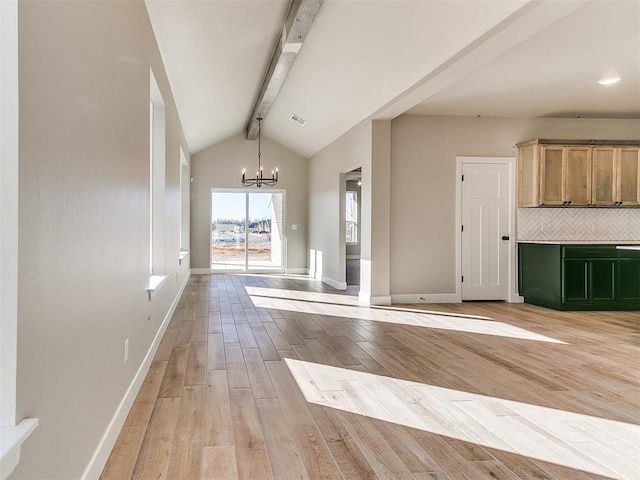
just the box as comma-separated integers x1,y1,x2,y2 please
289,114,307,126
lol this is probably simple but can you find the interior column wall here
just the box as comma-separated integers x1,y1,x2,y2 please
307,120,372,289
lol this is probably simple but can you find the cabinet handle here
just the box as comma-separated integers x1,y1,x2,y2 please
501,236,510,241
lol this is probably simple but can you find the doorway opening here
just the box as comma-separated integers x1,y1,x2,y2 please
211,189,285,272
345,168,361,290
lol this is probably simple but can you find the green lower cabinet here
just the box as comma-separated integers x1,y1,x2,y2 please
519,243,640,311
562,260,588,303
619,259,640,302
590,259,617,303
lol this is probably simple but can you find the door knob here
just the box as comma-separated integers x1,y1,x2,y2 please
501,236,510,241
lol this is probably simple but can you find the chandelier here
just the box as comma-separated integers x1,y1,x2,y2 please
241,117,278,188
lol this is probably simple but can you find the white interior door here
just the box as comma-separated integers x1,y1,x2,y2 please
461,162,510,300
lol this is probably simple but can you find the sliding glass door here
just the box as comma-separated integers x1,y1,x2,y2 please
211,190,284,272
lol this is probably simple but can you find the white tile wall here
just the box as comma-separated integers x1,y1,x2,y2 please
517,208,640,242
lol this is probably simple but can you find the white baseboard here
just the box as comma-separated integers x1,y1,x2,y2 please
321,276,347,291
358,292,392,306
191,268,211,275
391,293,461,304
286,268,309,275
81,271,191,480
509,295,525,303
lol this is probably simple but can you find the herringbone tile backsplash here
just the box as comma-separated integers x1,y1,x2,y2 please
518,208,640,242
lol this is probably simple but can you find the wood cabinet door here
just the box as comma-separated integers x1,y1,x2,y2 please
617,147,640,205
517,144,539,207
540,146,565,205
565,147,591,206
592,147,616,205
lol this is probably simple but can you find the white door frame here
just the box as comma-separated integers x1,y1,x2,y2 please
455,157,523,303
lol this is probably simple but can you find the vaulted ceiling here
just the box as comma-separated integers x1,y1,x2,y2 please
145,0,640,158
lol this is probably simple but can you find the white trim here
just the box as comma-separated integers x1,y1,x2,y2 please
178,250,189,266
0,0,19,429
456,156,520,303
358,292,391,306
191,268,212,275
147,274,168,293
0,418,38,480
81,271,191,480
285,268,309,275
321,276,347,291
391,293,461,304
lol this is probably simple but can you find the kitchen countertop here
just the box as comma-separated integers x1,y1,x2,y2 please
517,240,640,245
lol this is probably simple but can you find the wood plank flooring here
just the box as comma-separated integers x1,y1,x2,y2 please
101,274,640,480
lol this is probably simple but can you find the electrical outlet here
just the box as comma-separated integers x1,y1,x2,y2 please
124,338,129,363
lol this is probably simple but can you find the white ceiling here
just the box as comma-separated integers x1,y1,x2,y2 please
146,0,640,158
407,0,640,119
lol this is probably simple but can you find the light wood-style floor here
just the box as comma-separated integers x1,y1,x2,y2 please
101,274,640,480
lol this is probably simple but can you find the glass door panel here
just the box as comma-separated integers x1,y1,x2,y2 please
248,192,283,270
211,192,246,270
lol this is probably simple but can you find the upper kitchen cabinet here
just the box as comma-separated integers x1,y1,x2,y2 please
517,142,539,207
539,145,590,206
566,146,592,206
517,140,640,207
618,147,640,206
592,147,639,206
539,145,565,205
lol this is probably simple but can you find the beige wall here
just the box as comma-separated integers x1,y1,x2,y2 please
308,120,371,289
190,133,308,272
390,115,640,296
15,1,190,478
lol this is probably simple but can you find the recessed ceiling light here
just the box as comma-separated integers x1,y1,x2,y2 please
598,76,621,86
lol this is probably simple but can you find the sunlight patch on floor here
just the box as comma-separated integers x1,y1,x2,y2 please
244,286,361,306
284,358,639,479
248,294,565,343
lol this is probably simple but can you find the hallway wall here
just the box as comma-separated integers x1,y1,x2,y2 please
14,1,190,478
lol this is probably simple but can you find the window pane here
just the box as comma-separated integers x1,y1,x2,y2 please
346,221,356,243
346,191,357,242
346,191,357,222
